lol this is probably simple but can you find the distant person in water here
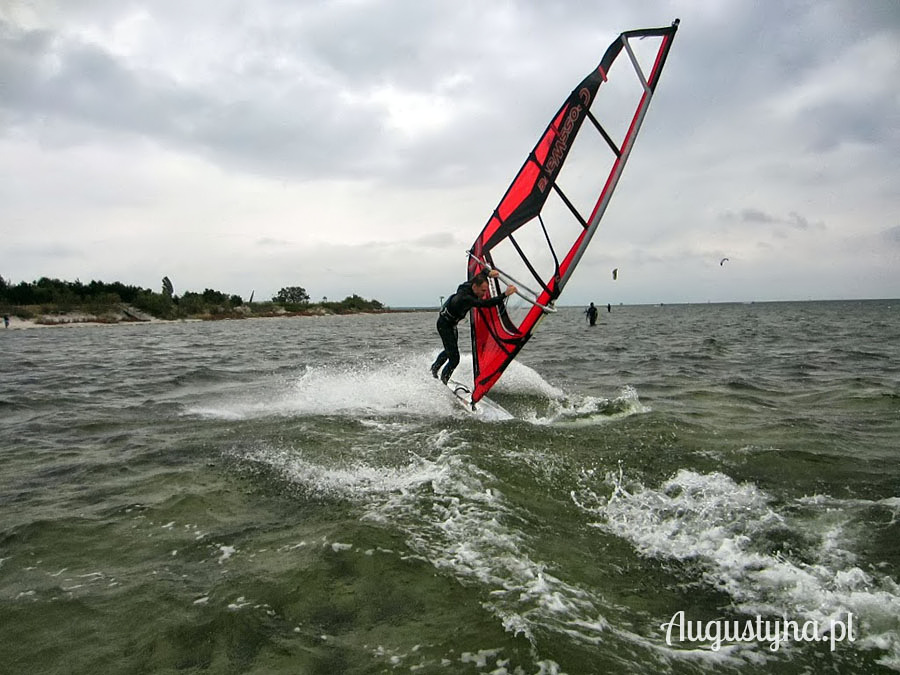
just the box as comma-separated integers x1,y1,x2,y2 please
607,303,611,313
431,270,516,385
3,315,8,328
585,302,598,326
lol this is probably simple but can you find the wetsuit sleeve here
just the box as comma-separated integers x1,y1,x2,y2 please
470,294,507,309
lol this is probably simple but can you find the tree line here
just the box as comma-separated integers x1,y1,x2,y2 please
0,275,385,320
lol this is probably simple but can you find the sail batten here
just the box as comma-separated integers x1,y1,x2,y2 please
467,20,679,404
587,110,621,157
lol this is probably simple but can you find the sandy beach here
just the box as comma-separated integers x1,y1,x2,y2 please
2,304,168,330
2,315,175,330
2,305,405,330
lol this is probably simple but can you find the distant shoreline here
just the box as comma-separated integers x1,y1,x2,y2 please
2,306,424,331
5,298,894,331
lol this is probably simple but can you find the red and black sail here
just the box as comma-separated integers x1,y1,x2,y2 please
468,20,679,404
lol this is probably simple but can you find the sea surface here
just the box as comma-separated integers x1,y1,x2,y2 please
1,300,899,674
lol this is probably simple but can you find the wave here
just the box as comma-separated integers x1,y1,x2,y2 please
574,467,900,669
185,353,648,426
238,429,614,656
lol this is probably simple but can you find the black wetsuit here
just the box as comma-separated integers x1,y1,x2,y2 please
431,280,507,383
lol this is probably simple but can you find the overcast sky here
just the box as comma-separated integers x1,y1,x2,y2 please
2,0,898,306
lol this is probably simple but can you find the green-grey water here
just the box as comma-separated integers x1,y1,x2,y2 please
1,301,898,674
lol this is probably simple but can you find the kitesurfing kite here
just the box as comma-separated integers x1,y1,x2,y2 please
612,268,619,281
463,20,680,407
720,258,729,266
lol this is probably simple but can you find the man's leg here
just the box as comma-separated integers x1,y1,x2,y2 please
431,351,447,378
431,318,453,377
438,322,459,384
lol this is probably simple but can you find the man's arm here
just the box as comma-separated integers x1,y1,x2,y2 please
471,284,517,308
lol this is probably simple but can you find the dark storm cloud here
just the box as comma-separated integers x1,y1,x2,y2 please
1,1,543,186
1,22,184,136
4,0,898,187
0,3,684,187
0,12,390,179
647,0,899,163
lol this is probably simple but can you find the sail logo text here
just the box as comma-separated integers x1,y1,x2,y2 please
539,105,582,193
660,611,857,652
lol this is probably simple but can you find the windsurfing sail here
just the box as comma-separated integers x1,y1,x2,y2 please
467,20,679,404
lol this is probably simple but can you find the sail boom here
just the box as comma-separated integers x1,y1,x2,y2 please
467,251,558,313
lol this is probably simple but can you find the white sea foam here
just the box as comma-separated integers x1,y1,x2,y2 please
490,359,565,399
797,493,900,524
576,468,900,668
523,384,650,426
360,444,612,647
184,352,641,425
487,361,649,424
285,358,455,417
243,442,448,502
217,545,236,564
227,596,251,611
243,429,614,650
330,542,353,552
185,407,246,420
239,432,800,669
186,355,462,420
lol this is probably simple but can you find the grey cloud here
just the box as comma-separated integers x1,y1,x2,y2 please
0,17,395,180
10,241,84,260
881,226,900,247
741,209,776,224
0,4,690,189
410,232,459,248
720,208,776,224
3,1,898,304
804,99,900,154
719,209,825,232
255,237,291,247
786,211,825,231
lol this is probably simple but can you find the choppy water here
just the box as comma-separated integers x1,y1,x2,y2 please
1,301,898,674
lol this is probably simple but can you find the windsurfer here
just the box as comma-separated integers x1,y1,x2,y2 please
431,271,516,385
